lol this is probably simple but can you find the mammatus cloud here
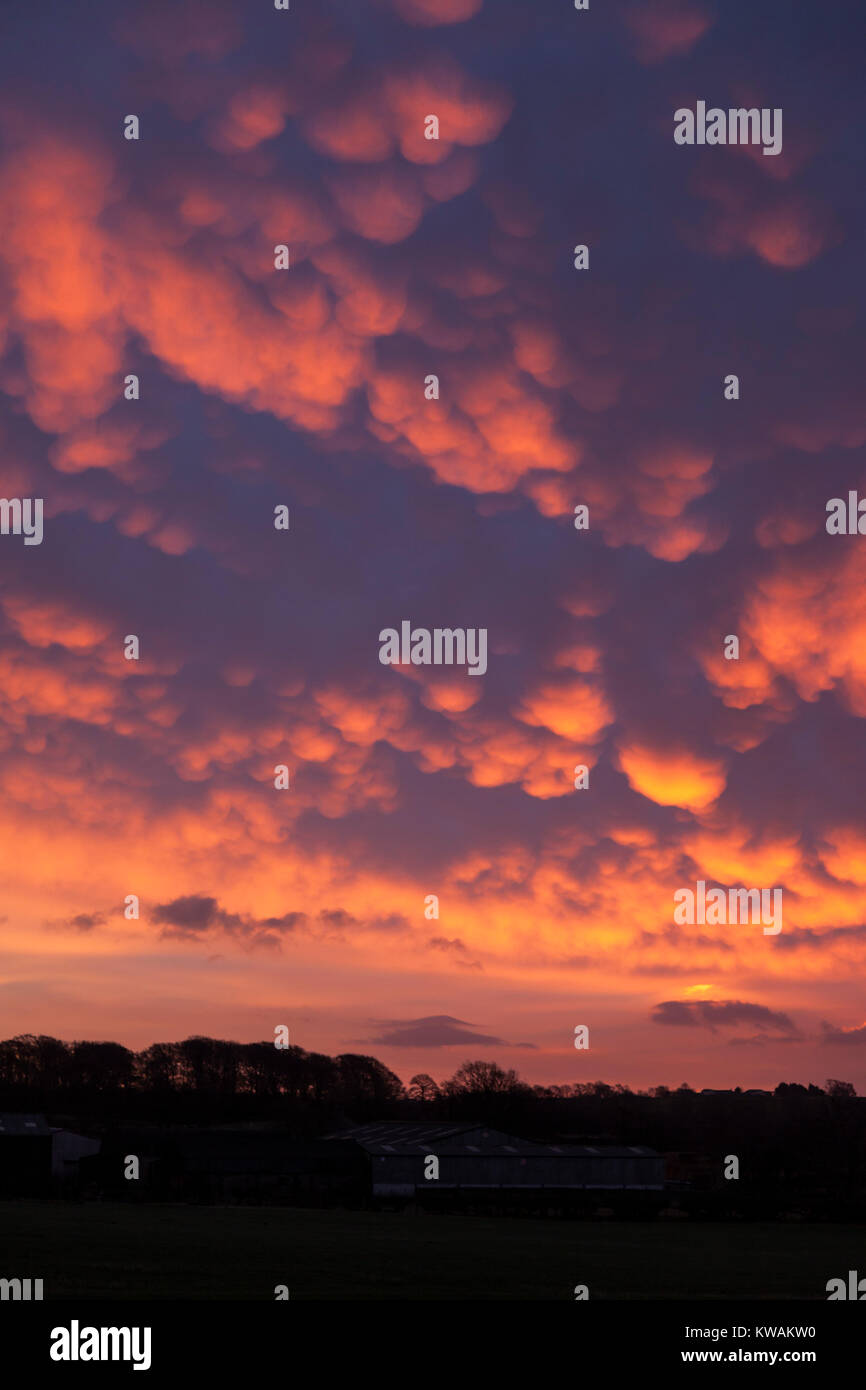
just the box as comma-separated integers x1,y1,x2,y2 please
617,743,728,811
389,0,483,27
622,0,714,64
0,0,864,1087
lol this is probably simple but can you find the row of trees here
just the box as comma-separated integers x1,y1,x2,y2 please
0,1035,861,1144
0,1035,402,1124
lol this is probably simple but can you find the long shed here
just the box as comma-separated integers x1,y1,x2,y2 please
331,1122,664,1196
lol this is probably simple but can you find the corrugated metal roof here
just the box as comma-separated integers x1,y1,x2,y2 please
326,1121,479,1149
330,1122,660,1158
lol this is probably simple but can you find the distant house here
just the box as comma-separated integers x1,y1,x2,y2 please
700,1088,772,1098
0,1114,100,1193
329,1121,664,1196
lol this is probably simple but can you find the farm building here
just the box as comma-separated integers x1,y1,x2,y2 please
330,1121,664,1196
0,1113,52,1193
82,1128,367,1203
0,1114,100,1194
74,1120,663,1207
51,1128,102,1181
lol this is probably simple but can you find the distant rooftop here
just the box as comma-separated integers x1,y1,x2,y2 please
326,1121,481,1152
330,1121,659,1158
0,1113,51,1136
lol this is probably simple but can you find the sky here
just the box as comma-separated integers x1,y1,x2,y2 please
1,0,865,1091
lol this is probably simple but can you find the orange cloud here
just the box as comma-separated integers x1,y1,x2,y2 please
210,84,294,152
743,547,866,716
618,742,728,811
687,166,832,269
383,60,512,164
516,675,613,744
698,638,782,712
304,55,509,167
327,165,427,243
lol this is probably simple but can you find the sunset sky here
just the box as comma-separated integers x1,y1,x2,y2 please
1,0,865,1091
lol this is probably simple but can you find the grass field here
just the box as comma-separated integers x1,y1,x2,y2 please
0,1201,859,1299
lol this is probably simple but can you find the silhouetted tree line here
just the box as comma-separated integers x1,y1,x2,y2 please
1,1036,864,1200
0,1035,404,1131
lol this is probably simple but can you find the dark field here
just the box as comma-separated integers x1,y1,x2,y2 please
0,1202,859,1299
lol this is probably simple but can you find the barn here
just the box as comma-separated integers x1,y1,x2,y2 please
0,1114,100,1194
82,1128,367,1203
0,1113,52,1194
69,1120,663,1206
332,1121,664,1196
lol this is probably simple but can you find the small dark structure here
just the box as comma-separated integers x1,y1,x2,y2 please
0,1114,52,1194
85,1128,367,1204
0,1114,100,1194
